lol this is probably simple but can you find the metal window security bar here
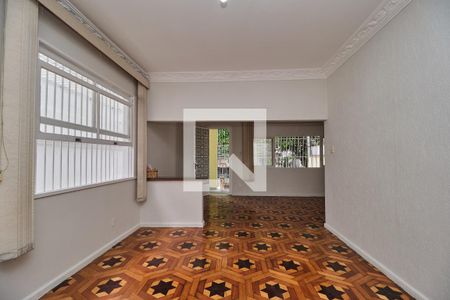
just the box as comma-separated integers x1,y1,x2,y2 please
274,136,321,168
35,51,135,195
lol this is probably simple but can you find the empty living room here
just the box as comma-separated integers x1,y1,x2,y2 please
0,0,449,299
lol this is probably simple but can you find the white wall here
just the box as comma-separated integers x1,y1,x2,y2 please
232,122,324,197
232,168,324,197
325,1,450,299
0,181,140,300
140,181,203,227
148,80,327,121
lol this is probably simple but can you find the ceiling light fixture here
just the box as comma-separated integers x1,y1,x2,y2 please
219,0,228,8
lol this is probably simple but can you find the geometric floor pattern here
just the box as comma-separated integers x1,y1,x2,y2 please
42,195,413,299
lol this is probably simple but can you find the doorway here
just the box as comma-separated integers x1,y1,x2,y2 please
210,128,230,193
195,126,231,193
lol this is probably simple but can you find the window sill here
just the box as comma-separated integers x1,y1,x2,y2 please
34,177,136,200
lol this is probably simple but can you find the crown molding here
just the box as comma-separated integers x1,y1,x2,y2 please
322,0,413,77
55,0,149,80
41,0,412,84
150,0,412,83
38,0,150,87
150,68,326,83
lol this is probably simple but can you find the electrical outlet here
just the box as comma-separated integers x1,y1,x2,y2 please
111,217,116,227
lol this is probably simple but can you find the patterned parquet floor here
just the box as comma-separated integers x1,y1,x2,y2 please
42,195,413,299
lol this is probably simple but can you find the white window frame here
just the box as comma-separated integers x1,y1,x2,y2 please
35,46,136,198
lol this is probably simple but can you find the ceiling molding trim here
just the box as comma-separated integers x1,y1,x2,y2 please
38,0,150,88
150,0,412,83
150,68,326,83
322,0,413,77
56,0,149,81
40,0,412,85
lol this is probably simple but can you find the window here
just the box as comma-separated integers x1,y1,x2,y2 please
274,136,321,168
254,138,272,166
35,51,135,195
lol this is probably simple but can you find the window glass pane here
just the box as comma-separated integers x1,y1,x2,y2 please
99,95,130,136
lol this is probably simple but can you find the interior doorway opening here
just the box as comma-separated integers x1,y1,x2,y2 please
209,128,230,193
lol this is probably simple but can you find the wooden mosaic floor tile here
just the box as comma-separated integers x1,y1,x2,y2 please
42,195,413,299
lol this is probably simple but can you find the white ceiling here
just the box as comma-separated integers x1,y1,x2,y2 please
69,0,383,73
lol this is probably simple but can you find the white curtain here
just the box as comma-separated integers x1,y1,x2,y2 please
0,0,38,262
